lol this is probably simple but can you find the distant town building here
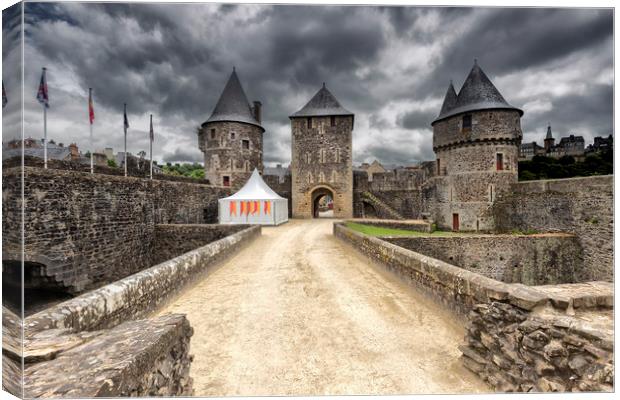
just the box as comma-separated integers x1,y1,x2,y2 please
519,125,589,161
358,160,386,181
2,137,80,162
585,135,613,155
263,163,290,183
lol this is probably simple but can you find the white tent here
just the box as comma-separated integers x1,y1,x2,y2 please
218,168,288,225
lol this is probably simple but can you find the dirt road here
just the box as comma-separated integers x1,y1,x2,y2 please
158,219,489,396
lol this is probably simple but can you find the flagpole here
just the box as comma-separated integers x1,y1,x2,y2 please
124,103,128,177
89,88,94,174
149,114,153,180
43,104,47,169
42,67,48,169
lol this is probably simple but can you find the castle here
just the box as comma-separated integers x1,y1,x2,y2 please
200,61,526,231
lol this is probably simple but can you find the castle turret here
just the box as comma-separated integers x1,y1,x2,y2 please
290,83,354,218
431,61,523,231
198,68,264,188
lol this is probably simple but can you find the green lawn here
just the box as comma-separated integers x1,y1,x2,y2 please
344,221,460,237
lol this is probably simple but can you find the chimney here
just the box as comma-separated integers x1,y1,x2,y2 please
253,101,262,124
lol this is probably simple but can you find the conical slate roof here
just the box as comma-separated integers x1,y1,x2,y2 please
439,81,458,116
204,68,264,131
222,169,285,200
432,61,523,124
290,83,354,118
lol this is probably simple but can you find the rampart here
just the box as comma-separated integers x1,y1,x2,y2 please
334,222,613,392
386,234,583,285
493,175,613,281
2,166,231,293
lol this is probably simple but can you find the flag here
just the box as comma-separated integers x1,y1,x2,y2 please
2,81,7,108
240,201,245,215
88,88,95,124
36,68,49,108
254,201,260,215
229,201,237,216
149,114,154,141
264,200,271,215
124,104,129,130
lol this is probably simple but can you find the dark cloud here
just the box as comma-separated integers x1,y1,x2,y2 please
4,4,612,166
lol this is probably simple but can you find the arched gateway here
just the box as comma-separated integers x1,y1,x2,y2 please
311,186,334,218
290,84,354,218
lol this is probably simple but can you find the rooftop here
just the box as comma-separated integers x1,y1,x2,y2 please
433,61,523,124
203,68,263,131
290,83,354,119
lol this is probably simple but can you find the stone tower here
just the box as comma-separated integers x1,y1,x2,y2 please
290,83,354,218
544,125,555,152
430,61,523,231
198,68,264,189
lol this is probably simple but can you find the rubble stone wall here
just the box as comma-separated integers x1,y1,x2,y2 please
493,175,613,282
463,302,613,393
385,234,583,285
23,314,194,398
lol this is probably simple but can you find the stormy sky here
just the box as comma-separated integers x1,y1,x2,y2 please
2,2,614,166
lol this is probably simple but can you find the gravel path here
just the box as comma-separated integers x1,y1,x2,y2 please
158,219,489,396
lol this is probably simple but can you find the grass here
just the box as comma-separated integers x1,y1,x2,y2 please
344,222,460,237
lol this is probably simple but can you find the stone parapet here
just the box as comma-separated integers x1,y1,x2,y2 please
22,314,194,398
24,225,261,333
333,222,613,392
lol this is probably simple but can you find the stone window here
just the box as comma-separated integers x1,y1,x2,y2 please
223,176,230,186
319,149,326,163
462,115,472,132
335,148,341,163
245,160,251,172
242,140,250,150
319,172,325,182
307,172,313,184
496,153,504,171
489,184,496,202
307,117,312,129
330,116,336,127
210,129,216,139
436,158,441,175
230,132,235,139
331,170,337,183
306,152,312,163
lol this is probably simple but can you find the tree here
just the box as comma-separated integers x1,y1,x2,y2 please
107,159,117,168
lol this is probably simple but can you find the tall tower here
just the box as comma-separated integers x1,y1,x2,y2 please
431,61,523,231
544,125,555,152
198,68,264,189
290,83,354,218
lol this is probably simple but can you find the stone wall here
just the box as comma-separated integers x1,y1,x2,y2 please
463,302,613,392
386,234,583,285
25,225,260,333
152,224,248,265
2,166,230,293
263,173,293,217
5,155,213,185
22,314,194,397
493,175,613,282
